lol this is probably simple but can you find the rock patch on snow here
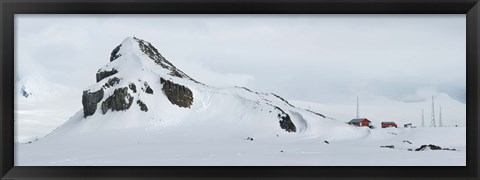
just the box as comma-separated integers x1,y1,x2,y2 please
136,100,148,112
110,44,122,61
274,106,296,133
380,145,395,149
128,83,137,93
101,87,134,114
143,82,154,94
82,89,104,117
415,144,457,151
160,78,193,108
102,77,121,88
96,68,119,82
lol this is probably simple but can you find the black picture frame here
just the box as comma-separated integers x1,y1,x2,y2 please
1,0,479,179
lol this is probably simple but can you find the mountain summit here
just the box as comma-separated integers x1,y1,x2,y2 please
108,37,198,82
82,37,198,118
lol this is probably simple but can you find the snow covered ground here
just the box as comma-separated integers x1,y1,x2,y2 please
15,125,465,166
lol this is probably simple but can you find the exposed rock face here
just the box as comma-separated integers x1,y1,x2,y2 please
415,144,442,151
82,89,104,117
96,68,118,82
271,93,295,107
169,68,184,78
101,87,134,114
306,109,326,118
110,45,122,61
143,82,154,94
133,37,201,83
380,145,395,149
145,86,154,94
137,100,148,112
160,78,193,108
135,37,171,69
274,106,296,132
129,83,137,93
103,77,120,88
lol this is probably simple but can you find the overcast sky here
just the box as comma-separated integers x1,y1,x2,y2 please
15,15,466,125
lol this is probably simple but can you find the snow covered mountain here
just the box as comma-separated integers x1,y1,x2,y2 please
15,74,65,101
47,36,347,136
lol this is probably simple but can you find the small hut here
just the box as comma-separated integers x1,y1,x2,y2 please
348,118,371,127
381,122,397,128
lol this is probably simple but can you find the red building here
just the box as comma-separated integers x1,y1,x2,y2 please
381,122,397,128
348,118,371,127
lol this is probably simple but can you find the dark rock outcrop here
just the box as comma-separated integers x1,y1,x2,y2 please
103,77,120,88
271,93,295,107
110,45,122,61
137,100,148,112
380,145,395,149
134,37,171,69
96,68,118,82
129,83,137,93
144,82,154,94
133,37,201,84
160,78,193,108
235,86,262,95
101,87,134,114
306,109,326,118
236,86,253,93
274,106,296,133
415,144,442,151
82,89,104,117
170,68,184,78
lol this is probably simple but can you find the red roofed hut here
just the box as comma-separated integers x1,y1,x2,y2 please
348,118,371,127
381,122,397,128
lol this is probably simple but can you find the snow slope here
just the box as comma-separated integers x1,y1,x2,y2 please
15,37,465,166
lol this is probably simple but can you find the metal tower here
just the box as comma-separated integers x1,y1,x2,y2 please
421,109,425,127
431,96,436,127
356,96,359,118
439,106,443,127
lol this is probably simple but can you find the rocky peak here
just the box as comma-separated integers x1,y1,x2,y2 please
82,37,197,118
108,37,199,83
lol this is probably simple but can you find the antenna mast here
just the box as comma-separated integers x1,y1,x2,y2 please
356,96,359,118
431,96,436,127
421,109,425,127
439,106,443,127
